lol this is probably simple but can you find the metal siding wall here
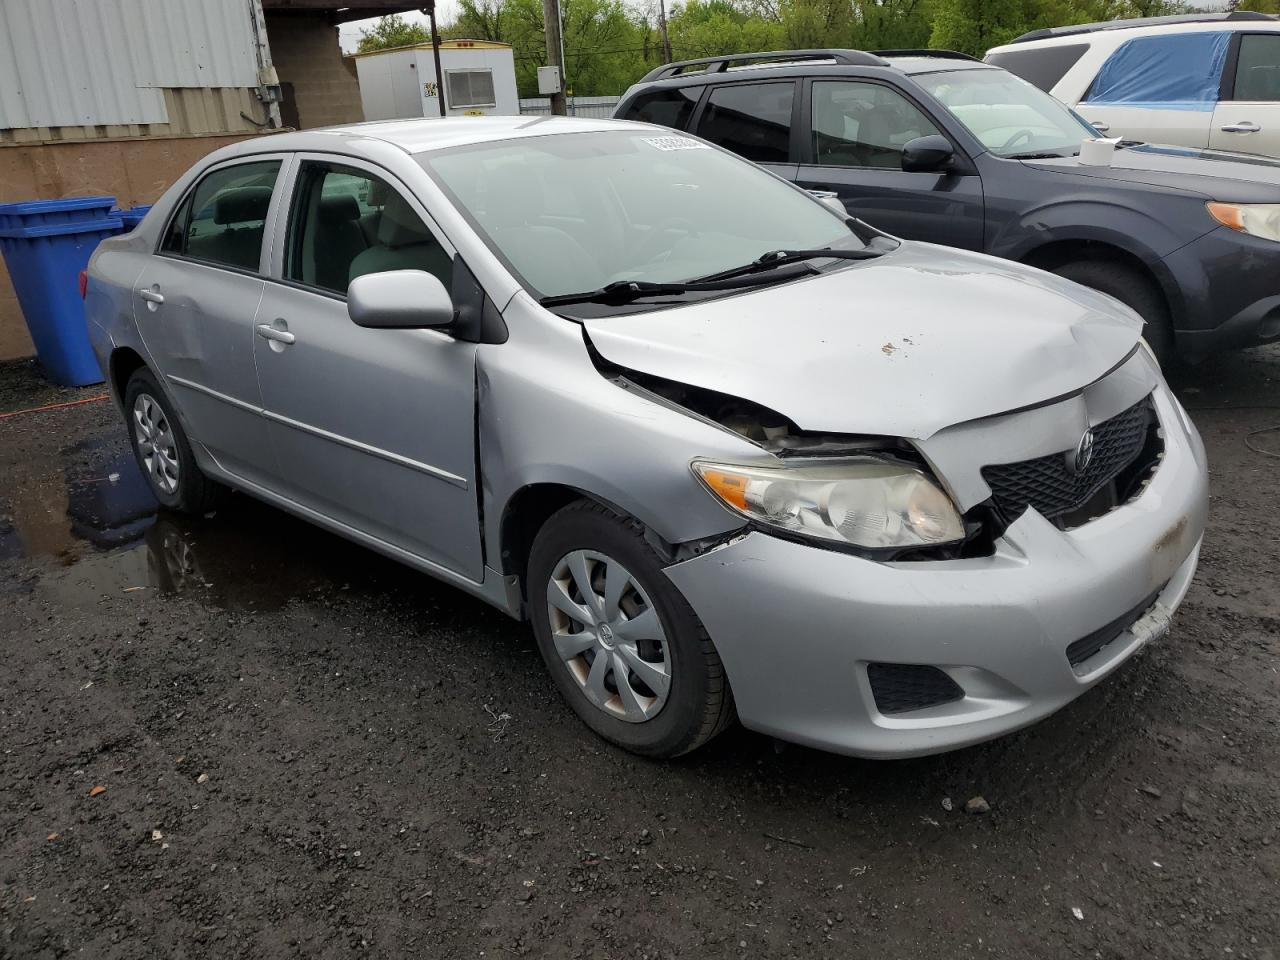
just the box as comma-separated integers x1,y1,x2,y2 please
0,0,257,130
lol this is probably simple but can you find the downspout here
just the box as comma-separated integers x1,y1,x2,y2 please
247,0,283,128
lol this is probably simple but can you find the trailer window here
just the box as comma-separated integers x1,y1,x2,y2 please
446,69,497,108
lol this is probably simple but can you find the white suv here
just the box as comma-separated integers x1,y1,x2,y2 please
986,12,1280,158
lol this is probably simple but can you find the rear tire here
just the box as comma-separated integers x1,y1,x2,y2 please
1053,259,1177,369
124,368,223,514
528,500,735,758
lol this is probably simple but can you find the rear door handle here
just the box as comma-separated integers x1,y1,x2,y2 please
138,287,164,304
256,323,296,346
1221,121,1261,133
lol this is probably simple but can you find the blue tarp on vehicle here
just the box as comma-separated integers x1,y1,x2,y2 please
1084,32,1233,111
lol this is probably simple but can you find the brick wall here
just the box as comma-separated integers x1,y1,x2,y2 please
266,12,364,130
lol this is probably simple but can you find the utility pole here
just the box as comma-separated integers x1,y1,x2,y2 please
541,0,568,115
656,0,672,64
422,3,447,117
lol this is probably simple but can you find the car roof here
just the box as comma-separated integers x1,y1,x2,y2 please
881,56,998,76
221,116,656,158
991,11,1278,49
628,49,997,89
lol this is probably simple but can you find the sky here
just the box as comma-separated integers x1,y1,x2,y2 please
338,9,462,52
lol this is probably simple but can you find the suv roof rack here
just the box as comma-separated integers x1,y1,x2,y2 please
871,49,980,61
638,49,888,83
1009,11,1276,44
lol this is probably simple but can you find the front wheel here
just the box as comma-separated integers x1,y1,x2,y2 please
124,368,223,513
528,501,735,758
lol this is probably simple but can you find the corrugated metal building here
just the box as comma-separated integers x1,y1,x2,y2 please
0,0,418,361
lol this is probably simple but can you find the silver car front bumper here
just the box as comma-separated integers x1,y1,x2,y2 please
665,387,1209,758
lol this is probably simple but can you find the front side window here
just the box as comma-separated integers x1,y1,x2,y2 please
695,82,795,163
1231,34,1280,101
446,69,496,108
162,160,281,271
619,87,699,130
810,81,942,168
1084,32,1233,109
918,69,1097,157
421,130,854,300
285,161,452,296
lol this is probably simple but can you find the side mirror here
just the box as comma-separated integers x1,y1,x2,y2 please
901,135,955,173
348,270,454,330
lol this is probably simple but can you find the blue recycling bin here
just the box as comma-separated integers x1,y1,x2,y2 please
0,196,120,387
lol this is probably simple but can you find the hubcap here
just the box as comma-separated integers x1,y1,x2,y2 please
545,549,671,723
132,393,180,495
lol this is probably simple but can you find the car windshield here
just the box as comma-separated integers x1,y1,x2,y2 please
419,130,857,298
917,68,1099,158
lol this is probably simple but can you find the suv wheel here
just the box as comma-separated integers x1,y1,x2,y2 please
125,369,223,513
1053,259,1176,368
528,501,735,758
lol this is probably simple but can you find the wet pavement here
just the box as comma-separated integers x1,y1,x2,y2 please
0,351,1277,959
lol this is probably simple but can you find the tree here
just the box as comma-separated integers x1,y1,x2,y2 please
357,14,430,53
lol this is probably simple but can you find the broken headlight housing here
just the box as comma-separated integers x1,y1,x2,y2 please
692,458,964,551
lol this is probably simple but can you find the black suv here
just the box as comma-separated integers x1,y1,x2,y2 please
614,49,1280,362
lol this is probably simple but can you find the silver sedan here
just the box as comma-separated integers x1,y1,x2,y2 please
85,116,1208,758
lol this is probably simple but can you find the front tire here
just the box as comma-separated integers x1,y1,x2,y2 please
1053,259,1176,368
124,368,222,514
528,501,735,758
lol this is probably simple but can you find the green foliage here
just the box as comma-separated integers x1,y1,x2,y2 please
356,14,431,53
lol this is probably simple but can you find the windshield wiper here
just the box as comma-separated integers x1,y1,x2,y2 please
1005,151,1073,160
694,247,880,284
539,263,816,308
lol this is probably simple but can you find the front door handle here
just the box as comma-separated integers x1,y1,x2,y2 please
256,322,296,346
1090,121,1110,133
138,287,164,305
1221,121,1261,133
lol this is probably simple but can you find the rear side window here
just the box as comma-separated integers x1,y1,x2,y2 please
162,160,281,272
618,87,699,129
1230,34,1280,101
695,82,794,163
985,44,1089,92
1084,32,1232,109
285,161,452,296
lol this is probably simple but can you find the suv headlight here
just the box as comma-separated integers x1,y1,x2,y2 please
692,458,964,550
1207,201,1280,242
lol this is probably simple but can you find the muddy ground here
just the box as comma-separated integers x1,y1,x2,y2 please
0,348,1277,960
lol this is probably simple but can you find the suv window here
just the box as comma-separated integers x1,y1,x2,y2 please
810,81,941,169
285,161,452,296
695,82,794,163
985,44,1089,92
162,160,281,272
619,87,699,129
1084,32,1232,107
1231,34,1280,101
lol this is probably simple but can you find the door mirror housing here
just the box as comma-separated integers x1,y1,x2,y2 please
348,270,454,330
901,135,955,173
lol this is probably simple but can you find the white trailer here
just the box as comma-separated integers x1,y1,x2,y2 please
355,40,520,120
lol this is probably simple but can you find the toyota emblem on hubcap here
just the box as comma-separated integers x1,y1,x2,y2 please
1069,428,1096,476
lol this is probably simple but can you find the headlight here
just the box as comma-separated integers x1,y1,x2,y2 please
692,458,964,550
1206,201,1280,242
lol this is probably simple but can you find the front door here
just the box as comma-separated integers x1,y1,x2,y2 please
132,157,286,486
253,157,483,580
1209,32,1280,158
792,79,984,250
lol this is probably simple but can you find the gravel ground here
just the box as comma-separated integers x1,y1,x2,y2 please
0,349,1277,960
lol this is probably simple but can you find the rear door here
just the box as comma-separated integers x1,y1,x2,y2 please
252,155,483,581
1210,32,1280,157
689,80,800,182
792,78,984,249
133,156,287,487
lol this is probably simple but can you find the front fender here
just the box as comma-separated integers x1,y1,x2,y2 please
989,198,1202,264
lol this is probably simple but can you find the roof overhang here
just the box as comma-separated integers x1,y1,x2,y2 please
262,1,425,24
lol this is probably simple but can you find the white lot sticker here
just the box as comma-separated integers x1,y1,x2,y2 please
642,136,710,151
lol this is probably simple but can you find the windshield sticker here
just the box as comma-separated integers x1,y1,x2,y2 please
642,136,711,151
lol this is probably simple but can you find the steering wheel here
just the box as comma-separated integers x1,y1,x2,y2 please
1000,129,1036,151
632,217,697,265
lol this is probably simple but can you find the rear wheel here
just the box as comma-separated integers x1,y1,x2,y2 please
528,501,735,758
1053,259,1176,368
124,369,223,514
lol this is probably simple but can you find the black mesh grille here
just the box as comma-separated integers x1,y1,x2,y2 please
981,397,1154,525
867,663,964,715
1066,588,1163,667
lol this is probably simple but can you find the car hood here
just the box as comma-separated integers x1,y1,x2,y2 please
582,243,1142,441
1027,142,1280,201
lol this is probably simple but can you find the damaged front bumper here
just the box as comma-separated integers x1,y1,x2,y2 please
664,387,1209,758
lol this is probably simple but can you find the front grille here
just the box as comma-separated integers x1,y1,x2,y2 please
981,396,1156,527
1066,588,1163,667
867,663,964,715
